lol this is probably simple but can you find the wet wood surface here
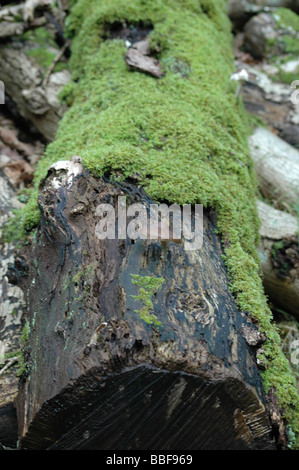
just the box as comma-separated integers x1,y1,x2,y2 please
11,162,275,449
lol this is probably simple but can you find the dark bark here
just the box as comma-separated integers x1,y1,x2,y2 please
12,162,274,450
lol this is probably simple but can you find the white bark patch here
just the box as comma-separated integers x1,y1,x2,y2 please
48,156,84,189
166,377,187,420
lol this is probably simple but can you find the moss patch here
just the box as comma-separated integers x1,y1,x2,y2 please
16,321,30,377
275,7,299,33
131,274,164,326
16,0,299,445
266,8,299,61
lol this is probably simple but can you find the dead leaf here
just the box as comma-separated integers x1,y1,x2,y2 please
125,48,163,78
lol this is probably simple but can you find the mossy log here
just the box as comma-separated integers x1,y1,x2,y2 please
12,162,275,450
4,0,299,449
249,127,299,208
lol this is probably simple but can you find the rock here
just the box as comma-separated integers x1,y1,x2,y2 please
244,13,279,59
244,9,299,59
228,0,299,29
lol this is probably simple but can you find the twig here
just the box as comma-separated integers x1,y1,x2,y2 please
0,356,19,376
42,40,70,89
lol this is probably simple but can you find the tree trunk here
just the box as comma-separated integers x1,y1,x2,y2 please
1,0,298,451
12,164,273,450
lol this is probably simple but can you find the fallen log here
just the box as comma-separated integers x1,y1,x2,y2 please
12,162,274,450
257,200,299,318
0,46,70,141
0,171,25,448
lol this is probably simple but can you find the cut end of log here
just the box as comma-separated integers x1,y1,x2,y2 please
18,366,274,450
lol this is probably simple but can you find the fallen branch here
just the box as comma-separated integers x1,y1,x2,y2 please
42,40,70,88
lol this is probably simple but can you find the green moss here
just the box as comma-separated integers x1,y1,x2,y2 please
275,7,299,32
266,8,299,59
1,210,28,246
15,0,299,445
131,274,164,326
281,35,299,55
72,263,96,287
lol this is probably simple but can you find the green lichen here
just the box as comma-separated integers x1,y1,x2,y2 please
1,209,27,247
266,8,299,60
72,263,96,291
287,427,297,449
131,274,164,326
16,321,30,377
14,0,299,445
